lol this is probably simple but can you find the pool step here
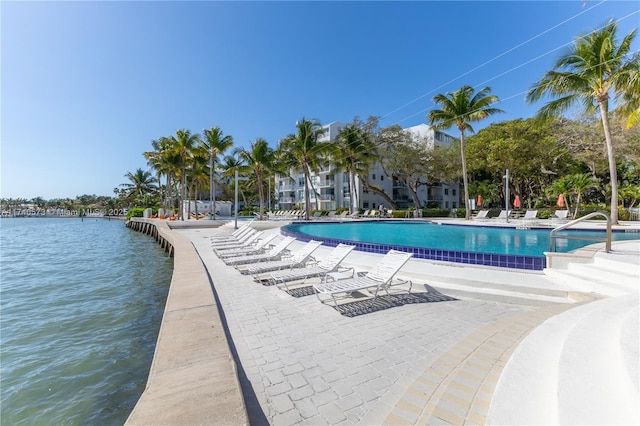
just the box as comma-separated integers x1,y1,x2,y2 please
544,257,639,297
543,241,640,297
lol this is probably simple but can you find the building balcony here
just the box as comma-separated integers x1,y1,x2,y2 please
313,195,335,201
318,180,335,187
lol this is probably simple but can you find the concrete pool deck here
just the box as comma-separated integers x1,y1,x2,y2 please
125,217,638,425
178,219,638,425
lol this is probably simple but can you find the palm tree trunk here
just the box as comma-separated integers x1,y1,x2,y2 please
459,131,471,220
257,175,265,220
349,170,357,214
598,100,619,224
303,167,311,220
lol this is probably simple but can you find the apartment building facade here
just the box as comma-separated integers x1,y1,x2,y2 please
275,121,461,212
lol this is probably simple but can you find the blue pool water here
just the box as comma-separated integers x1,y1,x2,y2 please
283,221,640,270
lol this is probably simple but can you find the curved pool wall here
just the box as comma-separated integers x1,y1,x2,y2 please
282,222,545,271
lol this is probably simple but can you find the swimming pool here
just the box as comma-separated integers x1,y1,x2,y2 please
282,221,640,271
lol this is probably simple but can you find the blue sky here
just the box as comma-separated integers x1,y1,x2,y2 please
2,0,639,199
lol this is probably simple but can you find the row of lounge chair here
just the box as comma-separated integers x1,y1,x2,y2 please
210,227,414,308
267,210,306,220
473,209,569,224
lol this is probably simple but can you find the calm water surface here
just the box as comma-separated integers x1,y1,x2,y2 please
1,218,173,425
287,221,640,256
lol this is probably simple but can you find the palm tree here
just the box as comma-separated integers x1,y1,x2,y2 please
188,154,211,218
202,127,234,219
235,138,276,220
333,123,378,214
145,136,181,211
170,129,202,220
428,85,504,220
568,173,599,217
278,118,328,220
527,21,638,224
121,168,157,205
546,176,573,215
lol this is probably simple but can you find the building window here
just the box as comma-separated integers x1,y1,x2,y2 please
445,201,449,208
452,202,457,208
363,202,369,208
444,189,449,195
452,189,457,196
372,174,376,180
381,175,384,181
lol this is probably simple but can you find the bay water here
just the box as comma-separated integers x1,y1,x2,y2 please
1,218,173,425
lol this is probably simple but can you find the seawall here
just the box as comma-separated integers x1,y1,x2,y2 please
124,218,248,425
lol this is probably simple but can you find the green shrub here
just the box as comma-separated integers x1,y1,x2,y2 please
537,209,554,220
126,207,146,220
422,208,449,217
454,208,466,218
619,208,631,221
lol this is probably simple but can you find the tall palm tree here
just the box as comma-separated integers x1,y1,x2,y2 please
568,173,599,217
145,136,180,211
188,153,211,218
527,21,638,224
333,123,378,214
170,129,202,220
428,86,504,220
121,168,157,205
202,127,234,219
235,138,276,220
278,118,328,220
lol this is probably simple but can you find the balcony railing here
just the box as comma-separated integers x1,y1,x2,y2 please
319,180,335,187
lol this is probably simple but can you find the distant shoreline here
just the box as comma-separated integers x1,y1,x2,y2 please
2,208,128,218
1,214,127,220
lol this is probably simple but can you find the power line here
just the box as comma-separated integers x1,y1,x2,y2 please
380,0,609,121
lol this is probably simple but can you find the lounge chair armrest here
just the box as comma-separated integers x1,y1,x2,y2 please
337,266,355,277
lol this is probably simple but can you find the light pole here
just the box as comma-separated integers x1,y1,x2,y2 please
503,169,510,223
234,170,249,229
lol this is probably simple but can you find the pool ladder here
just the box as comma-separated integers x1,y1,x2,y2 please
548,212,612,253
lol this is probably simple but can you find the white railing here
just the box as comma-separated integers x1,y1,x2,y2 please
549,212,611,253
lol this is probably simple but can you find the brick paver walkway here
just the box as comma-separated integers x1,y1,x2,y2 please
182,229,574,425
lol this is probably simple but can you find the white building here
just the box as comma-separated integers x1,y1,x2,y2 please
275,121,461,212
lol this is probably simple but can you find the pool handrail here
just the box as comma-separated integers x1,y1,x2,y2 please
549,212,611,253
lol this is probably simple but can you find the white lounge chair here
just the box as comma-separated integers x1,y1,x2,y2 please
210,224,253,243
267,244,356,291
493,210,511,221
522,210,538,224
210,228,257,248
216,233,277,258
212,230,262,251
238,240,323,276
473,210,490,221
224,236,296,266
313,250,413,307
551,210,569,223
